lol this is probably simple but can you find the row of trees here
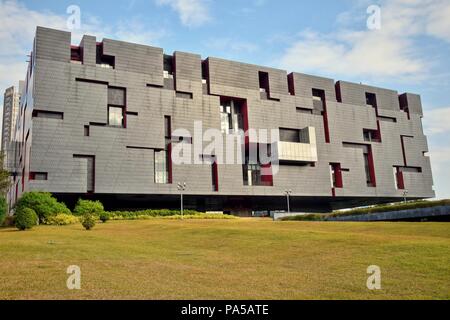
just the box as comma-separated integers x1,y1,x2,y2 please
0,152,15,225
0,152,10,195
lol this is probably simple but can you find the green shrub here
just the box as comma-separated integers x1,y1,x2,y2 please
80,213,96,230
74,199,104,216
163,214,237,220
0,197,6,226
106,209,202,220
46,214,79,226
15,192,70,224
15,208,38,231
99,212,110,223
280,214,326,221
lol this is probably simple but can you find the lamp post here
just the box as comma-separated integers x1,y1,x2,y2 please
403,189,409,203
284,190,293,214
177,182,187,219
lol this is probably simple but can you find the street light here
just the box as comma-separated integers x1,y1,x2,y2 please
284,190,293,214
403,189,409,203
177,182,187,219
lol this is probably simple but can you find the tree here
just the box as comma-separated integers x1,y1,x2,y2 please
0,152,11,196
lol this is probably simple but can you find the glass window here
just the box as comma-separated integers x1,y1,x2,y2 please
243,163,262,186
330,165,336,187
364,152,373,186
220,104,232,134
155,150,168,184
220,100,244,134
108,106,124,127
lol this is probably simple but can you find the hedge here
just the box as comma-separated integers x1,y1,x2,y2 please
280,199,450,221
15,192,71,224
101,210,236,221
46,214,79,226
162,214,237,220
15,207,39,231
280,214,326,221
73,199,104,216
0,197,6,226
105,209,202,220
330,199,450,218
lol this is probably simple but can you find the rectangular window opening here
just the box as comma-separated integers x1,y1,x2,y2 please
155,116,172,184
84,125,90,137
280,128,301,143
365,92,377,108
378,116,397,123
154,150,168,184
330,163,343,188
201,60,209,95
71,46,82,63
163,54,174,79
220,98,245,135
363,149,376,187
212,161,218,192
73,155,95,193
96,43,115,69
32,110,64,120
242,144,273,187
394,167,405,190
146,83,164,90
296,107,313,114
399,93,411,120
176,91,193,99
259,71,270,100
287,73,295,96
312,88,330,143
107,86,126,127
243,163,273,187
29,172,48,181
108,106,124,127
363,129,381,143
335,82,342,103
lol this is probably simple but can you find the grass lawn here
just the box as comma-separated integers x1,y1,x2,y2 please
0,219,449,300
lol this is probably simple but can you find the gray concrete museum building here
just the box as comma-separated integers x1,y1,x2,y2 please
1,27,434,214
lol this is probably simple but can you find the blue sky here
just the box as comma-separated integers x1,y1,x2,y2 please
1,0,449,199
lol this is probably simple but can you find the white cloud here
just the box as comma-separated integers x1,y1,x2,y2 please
423,107,450,199
429,146,450,199
423,107,450,136
206,37,259,55
0,0,166,99
0,0,67,56
279,0,450,82
114,18,168,46
156,0,211,27
280,30,425,80
426,1,450,43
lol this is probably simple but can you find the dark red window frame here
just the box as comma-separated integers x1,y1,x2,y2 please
313,88,330,143
71,45,83,62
